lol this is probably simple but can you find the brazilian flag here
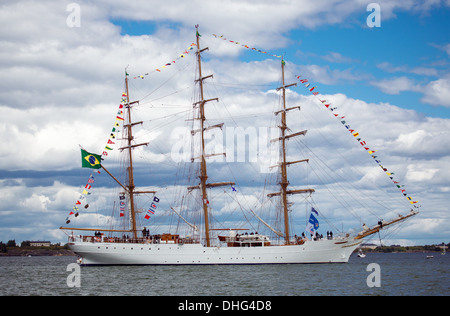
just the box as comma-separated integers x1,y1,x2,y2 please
81,149,102,169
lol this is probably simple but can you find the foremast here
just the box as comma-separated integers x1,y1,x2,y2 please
60,73,155,237
113,74,156,238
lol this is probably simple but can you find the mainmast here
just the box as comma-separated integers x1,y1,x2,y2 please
268,60,315,244
196,26,212,247
279,60,291,245
192,26,234,247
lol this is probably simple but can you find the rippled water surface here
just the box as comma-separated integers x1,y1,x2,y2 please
0,252,448,296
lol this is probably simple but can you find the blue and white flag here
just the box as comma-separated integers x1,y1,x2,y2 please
306,208,319,234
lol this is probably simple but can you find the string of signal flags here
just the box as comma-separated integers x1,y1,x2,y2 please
202,31,419,208
65,92,127,224
203,31,420,208
129,31,284,80
294,75,419,208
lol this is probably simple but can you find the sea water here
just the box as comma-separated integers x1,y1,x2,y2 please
0,252,448,296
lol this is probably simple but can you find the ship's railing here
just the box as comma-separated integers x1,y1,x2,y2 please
68,234,200,245
215,232,346,247
68,233,345,245
263,233,346,246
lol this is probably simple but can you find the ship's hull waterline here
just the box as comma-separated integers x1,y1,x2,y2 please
69,239,362,266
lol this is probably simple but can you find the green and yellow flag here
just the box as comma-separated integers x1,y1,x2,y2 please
81,149,102,169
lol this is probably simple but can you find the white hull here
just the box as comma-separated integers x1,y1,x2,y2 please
69,238,362,266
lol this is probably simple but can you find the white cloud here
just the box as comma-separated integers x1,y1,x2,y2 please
445,43,450,56
0,104,116,171
421,78,450,107
388,120,450,159
97,0,363,45
405,163,439,182
377,62,438,77
372,75,450,108
371,76,422,95
322,52,356,64
94,0,448,46
300,64,369,85
401,218,446,236
208,59,280,86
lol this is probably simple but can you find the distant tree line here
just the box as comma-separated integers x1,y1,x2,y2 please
367,243,449,253
0,240,17,253
0,240,67,253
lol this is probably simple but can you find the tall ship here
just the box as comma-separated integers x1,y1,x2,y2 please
61,27,419,265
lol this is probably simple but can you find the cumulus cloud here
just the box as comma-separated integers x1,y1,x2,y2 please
97,0,365,45
300,64,369,85
371,76,422,95
421,78,450,107
377,62,438,77
322,52,357,64
374,51,450,108
371,75,450,107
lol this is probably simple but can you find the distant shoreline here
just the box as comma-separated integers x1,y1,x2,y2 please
363,245,447,253
0,246,75,257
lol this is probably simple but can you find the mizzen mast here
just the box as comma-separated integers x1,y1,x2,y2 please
196,26,212,247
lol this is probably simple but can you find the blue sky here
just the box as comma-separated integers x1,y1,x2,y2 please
289,10,450,118
0,0,449,246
